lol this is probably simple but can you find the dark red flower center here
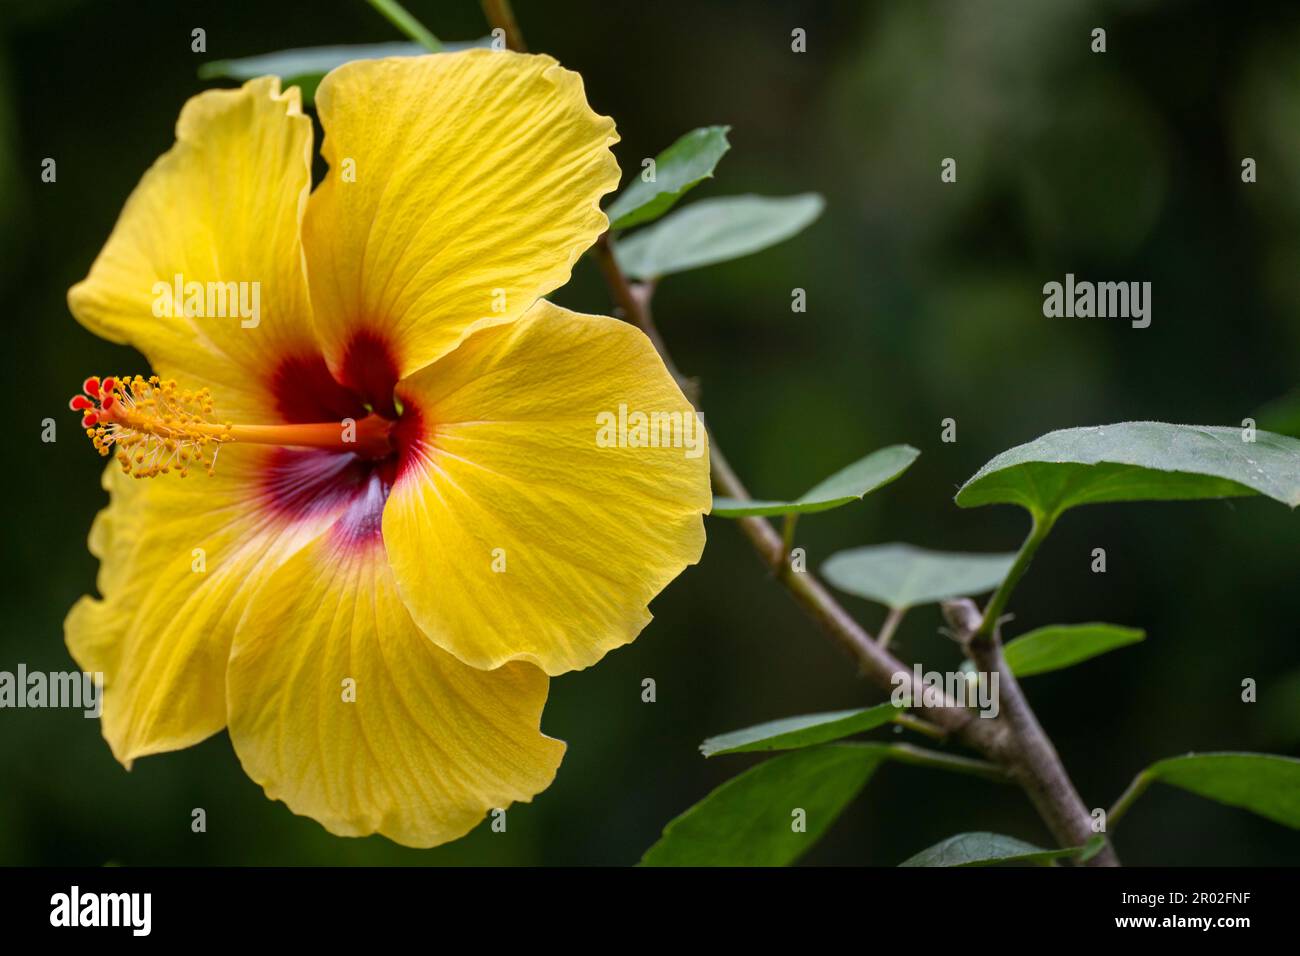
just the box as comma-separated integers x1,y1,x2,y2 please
261,332,422,550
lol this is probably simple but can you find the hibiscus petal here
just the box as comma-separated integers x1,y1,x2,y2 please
65,447,341,766
384,300,711,676
226,509,564,848
303,50,619,380
67,77,315,420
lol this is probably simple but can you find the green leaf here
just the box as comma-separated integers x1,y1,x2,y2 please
614,193,824,279
1141,753,1300,828
821,543,1016,611
900,832,1084,867
639,745,883,866
605,126,731,230
1003,623,1145,678
198,40,489,105
712,445,918,517
956,422,1300,520
701,703,902,757
199,41,420,83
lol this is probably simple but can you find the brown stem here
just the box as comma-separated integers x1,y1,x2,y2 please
592,236,700,405
480,0,528,51
955,603,1119,866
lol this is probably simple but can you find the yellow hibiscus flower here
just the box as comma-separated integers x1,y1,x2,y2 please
63,50,711,847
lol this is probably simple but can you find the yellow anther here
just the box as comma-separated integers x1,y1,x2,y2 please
74,372,397,478
74,374,235,479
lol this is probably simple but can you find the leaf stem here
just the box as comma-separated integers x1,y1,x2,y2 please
1107,771,1154,831
365,0,442,52
883,743,1010,784
892,712,947,741
779,514,799,569
975,511,1057,639
877,606,905,649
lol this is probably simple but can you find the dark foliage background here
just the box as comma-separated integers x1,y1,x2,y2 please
1,0,1297,865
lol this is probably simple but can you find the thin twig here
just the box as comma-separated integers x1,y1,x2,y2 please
480,0,528,51
592,235,700,404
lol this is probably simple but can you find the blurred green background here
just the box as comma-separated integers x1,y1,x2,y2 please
1,0,1298,866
